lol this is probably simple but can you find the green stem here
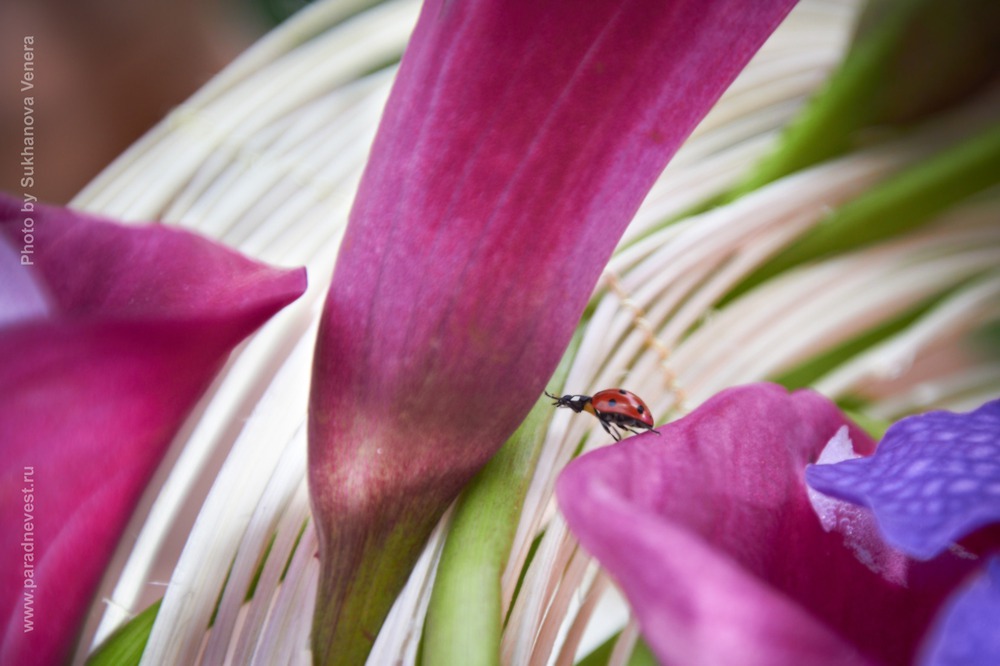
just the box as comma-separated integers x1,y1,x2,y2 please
420,344,577,666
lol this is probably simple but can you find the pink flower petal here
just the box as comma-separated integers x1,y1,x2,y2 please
308,1,797,658
0,195,306,666
557,384,974,665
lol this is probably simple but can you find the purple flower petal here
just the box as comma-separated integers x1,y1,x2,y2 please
0,195,306,666
0,229,51,326
558,383,973,665
308,1,797,659
806,399,1000,560
920,556,1000,666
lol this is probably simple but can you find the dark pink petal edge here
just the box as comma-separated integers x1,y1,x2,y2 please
558,383,972,665
0,195,306,666
806,398,1000,560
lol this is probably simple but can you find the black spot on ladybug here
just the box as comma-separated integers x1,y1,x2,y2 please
619,389,628,395
637,405,645,414
608,399,617,406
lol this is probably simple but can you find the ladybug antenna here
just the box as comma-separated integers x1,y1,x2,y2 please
544,390,561,402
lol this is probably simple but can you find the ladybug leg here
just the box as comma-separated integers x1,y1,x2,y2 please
618,422,659,439
598,418,622,442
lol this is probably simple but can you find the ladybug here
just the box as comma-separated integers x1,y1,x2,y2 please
545,388,657,442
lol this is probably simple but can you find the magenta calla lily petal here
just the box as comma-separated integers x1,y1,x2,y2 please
0,195,306,666
557,384,974,665
308,0,797,659
920,556,1000,666
806,399,1000,560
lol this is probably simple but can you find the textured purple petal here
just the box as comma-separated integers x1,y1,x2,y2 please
558,384,974,665
0,195,306,666
806,399,1000,560
308,1,798,659
920,557,1000,666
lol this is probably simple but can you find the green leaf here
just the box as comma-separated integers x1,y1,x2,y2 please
730,121,1000,299
734,0,922,194
85,599,161,666
734,0,1000,196
854,0,1000,126
624,0,1000,254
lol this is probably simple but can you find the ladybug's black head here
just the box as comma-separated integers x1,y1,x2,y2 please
545,391,592,414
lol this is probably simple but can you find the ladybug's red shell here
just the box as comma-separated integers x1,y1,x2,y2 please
545,388,656,442
591,389,654,428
